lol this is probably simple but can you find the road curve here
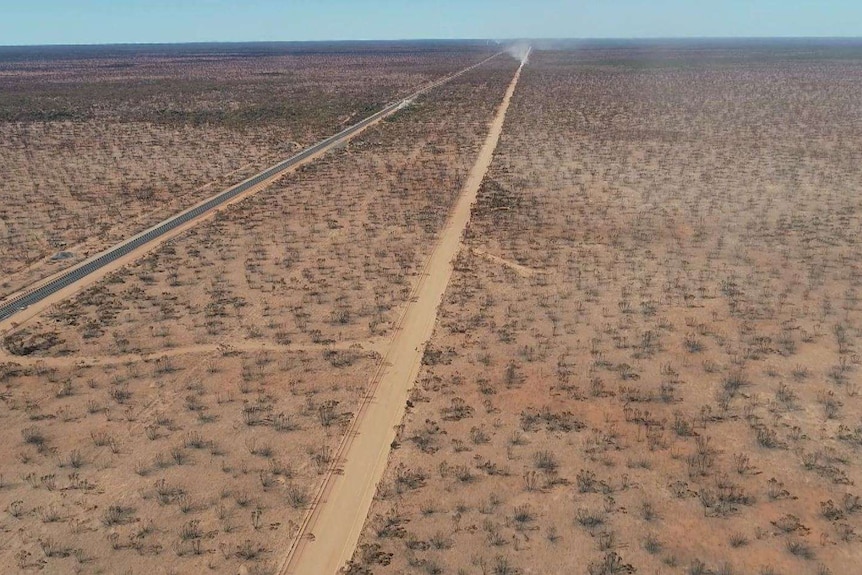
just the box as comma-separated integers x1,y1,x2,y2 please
278,49,529,575
0,51,502,326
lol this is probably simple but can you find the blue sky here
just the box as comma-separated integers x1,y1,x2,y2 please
1,0,860,45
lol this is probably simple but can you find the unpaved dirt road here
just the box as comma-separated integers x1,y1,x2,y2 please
279,51,529,575
471,247,544,277
0,337,385,369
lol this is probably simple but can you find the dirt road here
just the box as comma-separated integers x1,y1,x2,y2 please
471,247,544,277
0,337,385,369
279,51,529,575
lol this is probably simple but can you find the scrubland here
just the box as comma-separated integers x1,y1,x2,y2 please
349,46,862,575
0,51,516,574
0,43,491,296
6,39,861,575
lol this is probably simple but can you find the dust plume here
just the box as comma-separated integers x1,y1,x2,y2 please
505,42,531,64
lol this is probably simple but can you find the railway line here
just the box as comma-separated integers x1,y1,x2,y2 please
0,51,502,324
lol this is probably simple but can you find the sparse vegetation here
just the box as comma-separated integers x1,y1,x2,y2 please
4,38,862,575
346,43,862,575
0,43,510,573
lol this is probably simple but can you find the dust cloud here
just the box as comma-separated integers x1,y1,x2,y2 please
505,42,531,64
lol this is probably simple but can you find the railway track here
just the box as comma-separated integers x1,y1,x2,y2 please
0,51,502,324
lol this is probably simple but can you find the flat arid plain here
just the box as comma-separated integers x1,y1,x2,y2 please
1,39,862,575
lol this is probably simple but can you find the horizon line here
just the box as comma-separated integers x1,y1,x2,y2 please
2,35,862,49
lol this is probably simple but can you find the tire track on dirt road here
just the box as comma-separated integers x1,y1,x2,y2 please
0,337,386,369
278,49,529,575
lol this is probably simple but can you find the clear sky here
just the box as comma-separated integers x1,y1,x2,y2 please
1,0,860,45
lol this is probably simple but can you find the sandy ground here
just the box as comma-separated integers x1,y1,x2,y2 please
346,46,862,575
0,338,385,369
280,52,528,575
470,248,541,278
